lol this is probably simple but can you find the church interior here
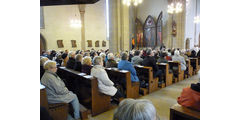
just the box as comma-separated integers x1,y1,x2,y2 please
40,0,200,120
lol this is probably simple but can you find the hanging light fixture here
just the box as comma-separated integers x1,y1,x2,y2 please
122,0,143,6
70,19,82,28
194,16,200,23
70,14,82,28
167,0,183,14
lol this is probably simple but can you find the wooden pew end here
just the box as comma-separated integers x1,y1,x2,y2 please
79,104,90,120
170,104,200,120
140,88,148,95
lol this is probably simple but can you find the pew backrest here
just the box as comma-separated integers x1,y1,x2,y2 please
170,104,200,120
105,68,139,98
57,67,111,116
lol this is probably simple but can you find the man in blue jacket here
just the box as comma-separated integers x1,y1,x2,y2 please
118,52,139,83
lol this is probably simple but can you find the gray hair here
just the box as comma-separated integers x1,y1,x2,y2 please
146,49,152,56
43,60,56,70
120,52,128,60
40,57,49,66
113,98,158,120
107,53,114,60
93,56,102,65
68,51,75,58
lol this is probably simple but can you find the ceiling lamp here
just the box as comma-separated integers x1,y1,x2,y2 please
194,16,200,24
122,0,143,6
167,0,183,14
70,19,82,28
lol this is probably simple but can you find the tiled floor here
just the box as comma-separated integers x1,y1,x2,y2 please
88,72,200,120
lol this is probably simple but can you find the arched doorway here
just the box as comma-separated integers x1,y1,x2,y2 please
40,34,46,55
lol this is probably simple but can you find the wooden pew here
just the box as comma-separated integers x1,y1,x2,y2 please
134,66,159,95
156,63,173,86
168,61,184,82
189,58,199,75
170,104,200,120
186,59,193,77
105,68,140,99
57,67,111,117
40,86,68,120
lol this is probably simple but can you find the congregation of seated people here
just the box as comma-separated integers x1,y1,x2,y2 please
40,47,200,120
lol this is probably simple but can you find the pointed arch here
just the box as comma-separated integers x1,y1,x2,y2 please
143,15,156,48
156,11,163,47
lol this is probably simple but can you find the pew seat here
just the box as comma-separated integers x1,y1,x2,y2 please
57,67,111,116
170,104,200,120
40,87,68,120
135,66,159,94
157,63,173,86
105,68,140,99
168,61,184,82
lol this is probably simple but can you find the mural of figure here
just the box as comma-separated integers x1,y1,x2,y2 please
143,15,156,49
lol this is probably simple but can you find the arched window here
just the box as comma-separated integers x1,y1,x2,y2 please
143,15,156,48
156,11,163,47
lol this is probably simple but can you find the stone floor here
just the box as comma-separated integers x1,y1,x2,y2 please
88,72,200,120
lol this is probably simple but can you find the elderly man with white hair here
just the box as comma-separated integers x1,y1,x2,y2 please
113,98,159,120
106,53,117,68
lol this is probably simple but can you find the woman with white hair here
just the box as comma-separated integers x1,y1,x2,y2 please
113,98,159,120
106,53,117,68
41,61,81,120
91,56,123,99
172,50,186,71
81,56,92,75
99,52,107,67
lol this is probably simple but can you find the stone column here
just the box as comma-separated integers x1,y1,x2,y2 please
109,0,119,53
108,0,130,53
78,5,86,50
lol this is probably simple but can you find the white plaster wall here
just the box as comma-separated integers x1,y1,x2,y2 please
40,0,109,51
85,0,109,50
40,5,82,51
185,0,200,49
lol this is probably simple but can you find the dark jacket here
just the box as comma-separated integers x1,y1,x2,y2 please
190,50,197,58
40,66,45,79
81,64,92,75
157,57,168,63
74,61,82,72
142,56,159,73
55,59,62,66
128,54,134,62
66,57,75,69
106,59,117,68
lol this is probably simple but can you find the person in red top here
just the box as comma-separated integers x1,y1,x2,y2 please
177,83,200,111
